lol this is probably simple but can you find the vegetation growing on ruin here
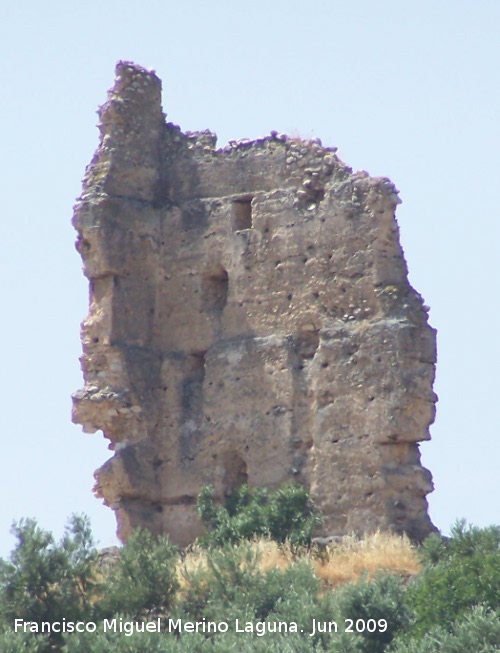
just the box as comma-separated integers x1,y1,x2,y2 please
1,486,500,652
196,482,322,548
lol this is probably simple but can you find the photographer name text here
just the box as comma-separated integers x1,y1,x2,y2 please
15,616,388,638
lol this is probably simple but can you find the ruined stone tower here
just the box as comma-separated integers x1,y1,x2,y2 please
72,62,437,545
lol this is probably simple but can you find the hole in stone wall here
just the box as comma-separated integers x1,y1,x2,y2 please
295,326,320,360
231,196,253,230
186,350,206,378
181,350,207,421
201,265,229,312
222,450,248,496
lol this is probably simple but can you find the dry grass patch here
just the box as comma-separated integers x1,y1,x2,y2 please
177,532,420,593
311,531,421,587
175,539,293,589
246,538,295,572
176,545,209,591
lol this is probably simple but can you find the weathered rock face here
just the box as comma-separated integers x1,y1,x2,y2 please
72,62,437,545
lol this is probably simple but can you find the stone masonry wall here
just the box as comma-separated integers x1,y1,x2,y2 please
72,62,437,545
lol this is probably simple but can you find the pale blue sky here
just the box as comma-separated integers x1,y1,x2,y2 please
1,0,499,556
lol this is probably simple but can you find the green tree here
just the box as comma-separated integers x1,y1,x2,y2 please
178,541,320,623
0,515,98,651
0,628,48,653
390,606,500,653
99,528,179,620
196,483,321,547
407,521,500,637
334,573,411,653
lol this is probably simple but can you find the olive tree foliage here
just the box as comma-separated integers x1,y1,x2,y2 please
390,606,500,653
98,528,179,620
0,515,98,650
3,505,500,653
406,520,500,637
0,628,48,653
0,516,179,651
0,516,98,623
61,627,361,653
334,573,411,653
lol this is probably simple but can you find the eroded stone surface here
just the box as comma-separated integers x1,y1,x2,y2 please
72,61,437,545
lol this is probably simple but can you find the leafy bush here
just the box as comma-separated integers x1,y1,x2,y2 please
0,628,48,653
3,511,500,653
196,483,321,547
334,573,411,653
99,528,179,620
61,627,357,653
62,629,176,653
176,541,364,652
178,541,319,622
0,518,178,651
406,521,500,637
390,606,500,653
0,515,98,650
